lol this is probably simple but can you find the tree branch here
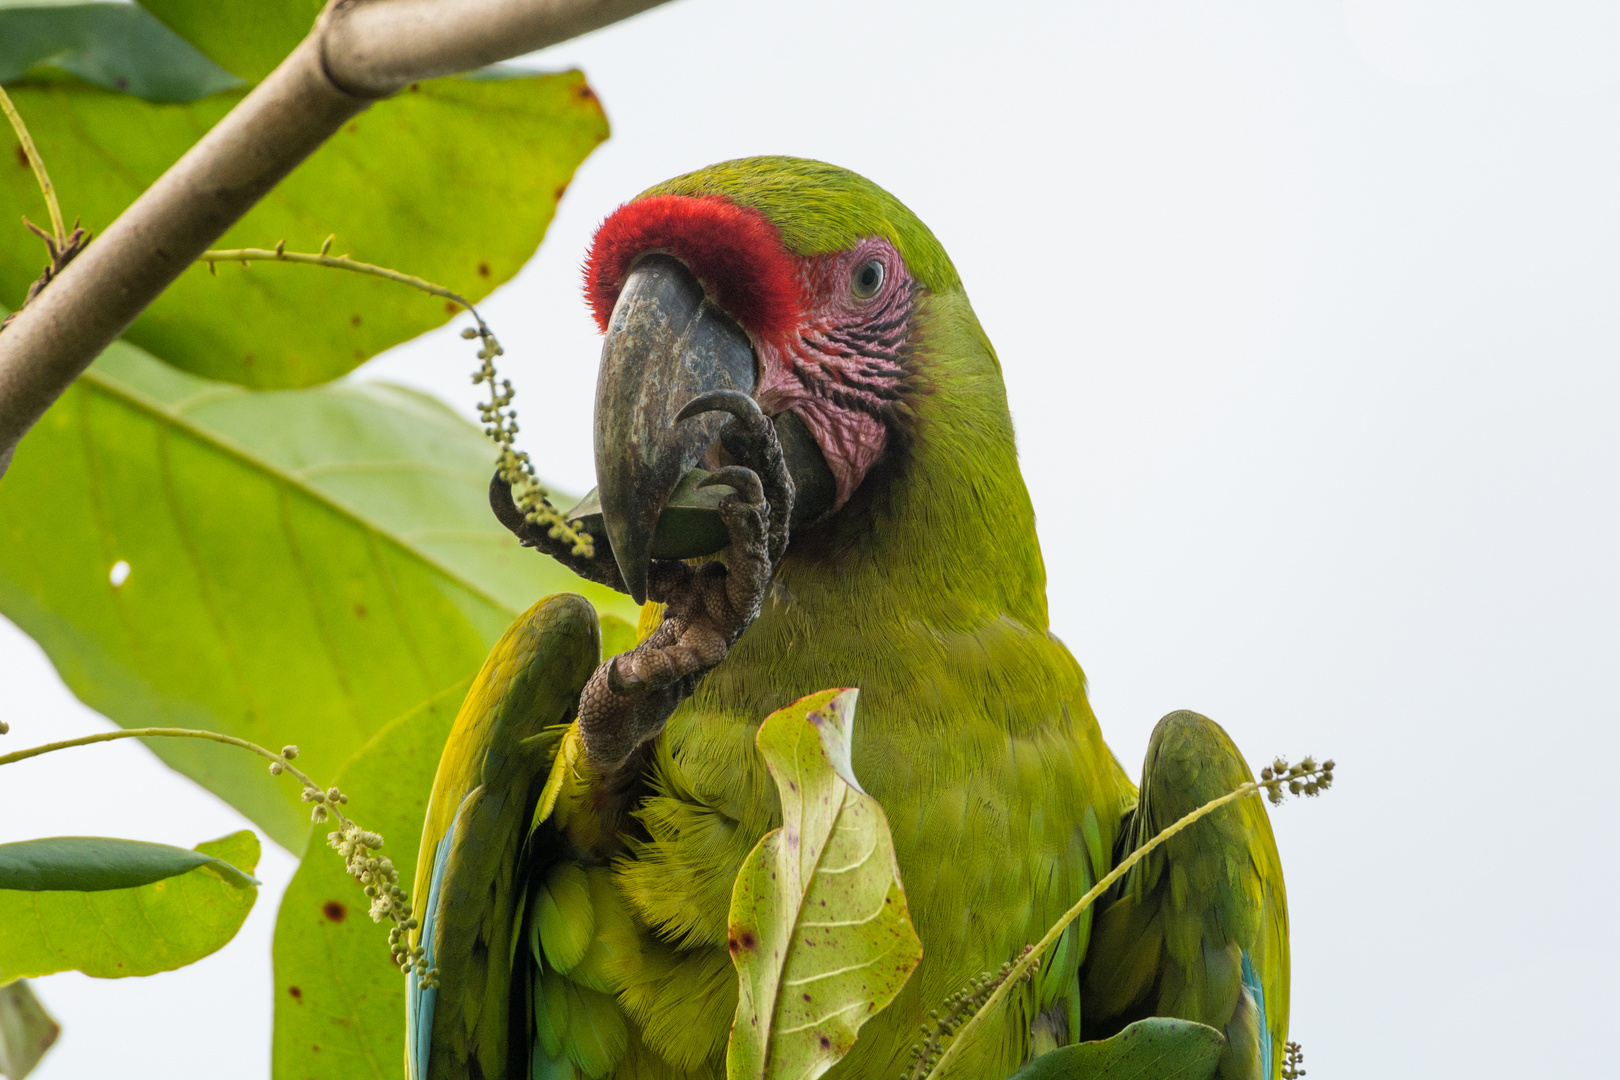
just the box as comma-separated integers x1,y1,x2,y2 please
0,0,672,476
323,0,671,97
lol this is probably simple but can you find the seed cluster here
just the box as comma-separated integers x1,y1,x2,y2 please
1282,1039,1307,1078
466,324,594,558
267,744,436,986
1260,756,1334,805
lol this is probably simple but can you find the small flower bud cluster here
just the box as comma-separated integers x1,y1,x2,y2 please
0,719,10,735
300,782,349,823
327,820,438,987
464,320,594,558
262,743,436,981
1281,1040,1306,1079
328,821,438,987
902,948,1039,1080
1260,756,1335,805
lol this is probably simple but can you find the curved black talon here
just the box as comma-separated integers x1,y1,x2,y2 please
698,466,765,504
606,655,647,696
676,389,768,429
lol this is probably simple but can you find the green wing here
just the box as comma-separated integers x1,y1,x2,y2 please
407,593,601,1080
1080,711,1289,1080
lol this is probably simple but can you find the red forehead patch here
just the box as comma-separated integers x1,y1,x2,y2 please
584,194,802,337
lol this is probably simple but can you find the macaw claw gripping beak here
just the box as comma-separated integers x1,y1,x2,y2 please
593,255,759,604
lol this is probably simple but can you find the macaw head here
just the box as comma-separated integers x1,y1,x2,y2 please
576,156,1018,606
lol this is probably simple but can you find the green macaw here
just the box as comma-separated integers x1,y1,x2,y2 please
406,157,1289,1080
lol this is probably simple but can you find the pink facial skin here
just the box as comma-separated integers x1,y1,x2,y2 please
754,237,914,510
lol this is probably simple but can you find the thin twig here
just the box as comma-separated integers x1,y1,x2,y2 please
921,760,1332,1080
198,241,480,317
0,85,65,247
0,726,328,809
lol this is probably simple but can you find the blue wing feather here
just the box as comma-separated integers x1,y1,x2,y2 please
407,794,470,1080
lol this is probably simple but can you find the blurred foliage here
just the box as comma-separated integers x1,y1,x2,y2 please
138,0,325,84
0,332,636,849
0,980,59,1080
0,831,259,980
0,1,242,102
0,70,607,387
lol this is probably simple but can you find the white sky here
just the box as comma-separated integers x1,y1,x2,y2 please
4,1,1617,1077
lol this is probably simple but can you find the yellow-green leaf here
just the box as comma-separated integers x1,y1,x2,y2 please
726,688,923,1080
0,831,259,980
270,681,464,1080
136,0,324,84
0,333,636,849
0,69,607,387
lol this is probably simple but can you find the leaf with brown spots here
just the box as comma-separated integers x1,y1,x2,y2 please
726,688,922,1080
0,332,636,848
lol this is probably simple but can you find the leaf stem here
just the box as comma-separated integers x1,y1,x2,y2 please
0,85,66,248
921,762,1330,1080
0,726,336,824
198,243,483,322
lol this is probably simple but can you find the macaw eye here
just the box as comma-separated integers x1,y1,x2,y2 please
851,259,885,299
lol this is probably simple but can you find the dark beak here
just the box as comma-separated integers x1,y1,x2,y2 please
593,255,759,603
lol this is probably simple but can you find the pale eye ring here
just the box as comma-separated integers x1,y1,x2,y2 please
851,258,885,299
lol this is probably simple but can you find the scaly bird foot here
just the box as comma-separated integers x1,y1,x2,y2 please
577,394,795,770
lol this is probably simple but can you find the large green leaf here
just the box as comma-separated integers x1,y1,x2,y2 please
727,688,923,1080
0,831,260,980
1006,1019,1227,1080
0,2,243,102
271,680,463,1080
0,334,637,849
0,835,258,890
137,0,324,84
0,69,607,386
0,981,60,1080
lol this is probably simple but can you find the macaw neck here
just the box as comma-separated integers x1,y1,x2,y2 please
790,289,1049,631
708,290,1055,717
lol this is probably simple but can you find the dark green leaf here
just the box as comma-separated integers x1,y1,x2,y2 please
137,0,324,84
0,835,258,891
1007,1019,1227,1080
0,980,60,1080
271,682,464,1080
0,831,260,980
0,69,607,386
0,333,637,849
0,2,243,102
